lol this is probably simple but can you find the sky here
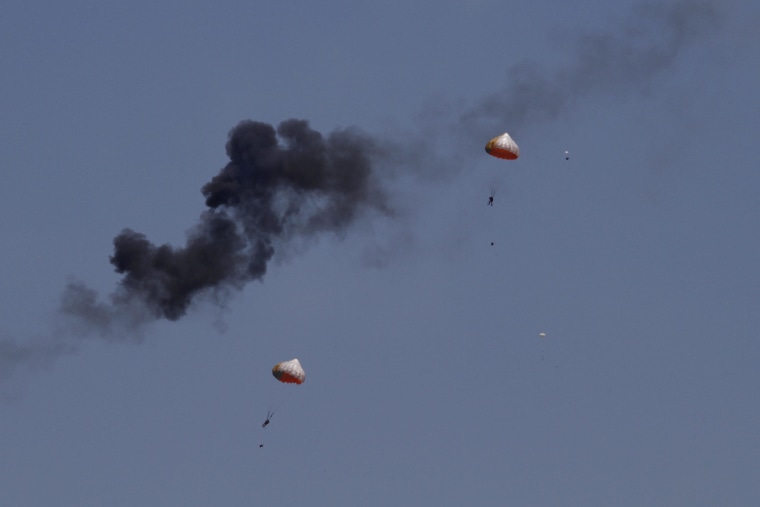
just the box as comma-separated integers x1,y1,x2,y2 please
1,0,759,505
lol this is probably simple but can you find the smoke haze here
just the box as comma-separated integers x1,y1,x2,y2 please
1,0,722,381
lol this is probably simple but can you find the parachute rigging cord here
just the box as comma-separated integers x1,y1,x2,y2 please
262,358,306,432
262,409,275,428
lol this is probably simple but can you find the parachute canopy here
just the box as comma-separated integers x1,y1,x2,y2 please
485,133,520,160
272,358,306,385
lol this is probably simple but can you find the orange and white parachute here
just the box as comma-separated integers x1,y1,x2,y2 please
485,133,520,160
272,358,306,385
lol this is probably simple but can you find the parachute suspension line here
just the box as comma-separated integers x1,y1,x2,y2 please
265,379,282,417
264,358,306,427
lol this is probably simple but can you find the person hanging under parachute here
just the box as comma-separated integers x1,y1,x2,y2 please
484,133,518,206
262,358,305,429
261,410,274,428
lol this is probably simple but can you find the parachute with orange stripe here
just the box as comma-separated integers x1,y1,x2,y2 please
485,133,520,160
272,358,306,385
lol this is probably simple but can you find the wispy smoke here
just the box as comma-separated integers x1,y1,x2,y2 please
0,337,75,385
2,0,722,381
460,0,720,140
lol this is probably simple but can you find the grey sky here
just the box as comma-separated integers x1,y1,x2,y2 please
1,1,759,505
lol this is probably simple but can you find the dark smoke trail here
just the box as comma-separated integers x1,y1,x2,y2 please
62,119,389,329
0,337,75,384
58,0,724,334
1,0,725,384
60,0,722,335
459,0,720,141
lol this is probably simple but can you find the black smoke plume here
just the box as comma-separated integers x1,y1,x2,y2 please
62,119,389,329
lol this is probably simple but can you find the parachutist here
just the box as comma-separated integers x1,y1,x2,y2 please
261,359,304,431
259,444,264,448
488,188,495,206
